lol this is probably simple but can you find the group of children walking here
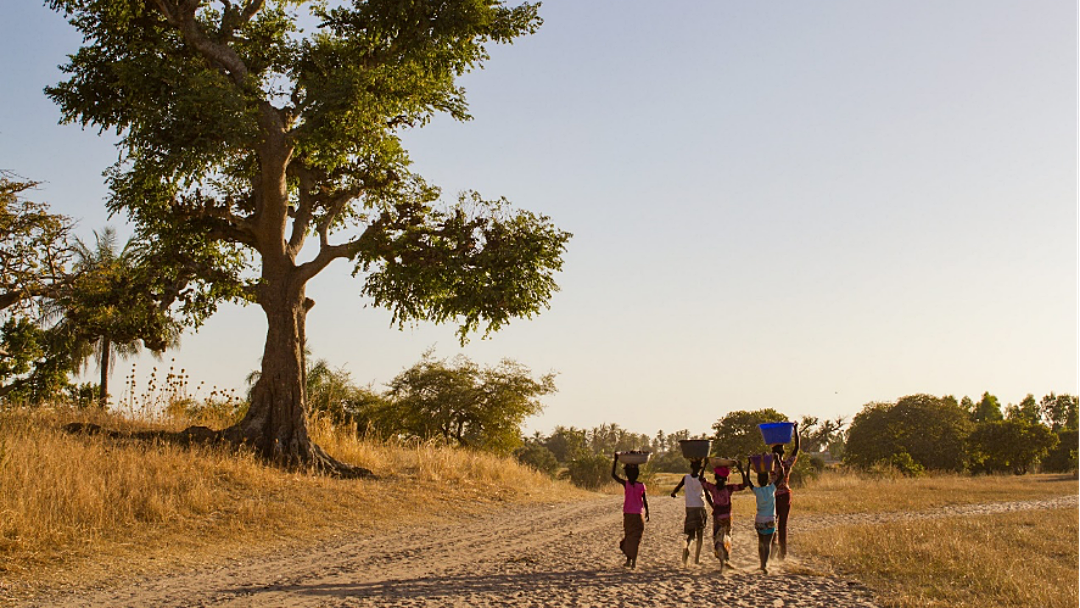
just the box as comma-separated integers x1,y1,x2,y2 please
612,422,800,573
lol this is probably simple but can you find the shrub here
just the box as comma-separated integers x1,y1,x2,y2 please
565,451,611,489
513,443,558,476
870,451,925,478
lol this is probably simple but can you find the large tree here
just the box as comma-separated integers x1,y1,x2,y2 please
844,394,972,471
47,0,569,475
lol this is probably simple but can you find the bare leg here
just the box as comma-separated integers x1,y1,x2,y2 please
758,532,773,573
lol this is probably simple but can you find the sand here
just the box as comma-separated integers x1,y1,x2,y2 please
23,494,1076,607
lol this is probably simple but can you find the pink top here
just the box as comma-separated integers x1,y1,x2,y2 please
771,455,797,495
703,481,746,519
623,482,646,514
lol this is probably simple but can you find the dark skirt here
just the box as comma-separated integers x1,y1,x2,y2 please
620,513,645,559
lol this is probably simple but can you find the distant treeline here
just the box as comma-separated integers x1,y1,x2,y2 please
513,392,1077,488
844,392,1077,476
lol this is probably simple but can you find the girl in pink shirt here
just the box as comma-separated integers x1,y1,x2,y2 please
611,454,650,569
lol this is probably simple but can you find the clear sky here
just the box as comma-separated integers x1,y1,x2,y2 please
1,1,1076,437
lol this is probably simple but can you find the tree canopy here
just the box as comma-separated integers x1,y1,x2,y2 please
710,408,789,460
844,394,972,471
46,0,568,472
383,352,555,454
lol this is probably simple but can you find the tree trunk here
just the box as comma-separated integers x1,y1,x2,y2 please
226,275,372,478
99,338,110,408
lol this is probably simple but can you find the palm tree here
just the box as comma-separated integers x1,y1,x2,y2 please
66,227,180,406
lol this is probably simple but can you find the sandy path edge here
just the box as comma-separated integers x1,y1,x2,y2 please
20,495,1077,608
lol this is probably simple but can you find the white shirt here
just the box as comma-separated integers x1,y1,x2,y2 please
683,474,706,508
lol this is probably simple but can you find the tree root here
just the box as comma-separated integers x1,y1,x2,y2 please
62,422,376,479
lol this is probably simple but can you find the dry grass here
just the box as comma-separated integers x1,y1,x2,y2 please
0,406,585,602
792,469,1077,515
799,507,1078,608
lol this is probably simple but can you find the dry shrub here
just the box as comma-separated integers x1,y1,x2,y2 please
801,508,1078,608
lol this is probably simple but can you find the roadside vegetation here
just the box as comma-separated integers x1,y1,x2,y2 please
0,405,586,601
805,508,1078,608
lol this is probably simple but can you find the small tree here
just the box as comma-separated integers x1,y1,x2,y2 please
710,409,788,459
1005,394,1041,425
1039,393,1078,431
543,426,588,464
63,228,182,406
1041,429,1079,472
565,451,611,490
969,392,1004,423
0,173,72,314
385,353,554,454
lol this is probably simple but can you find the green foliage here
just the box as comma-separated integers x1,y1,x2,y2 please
382,352,554,454
1040,429,1078,473
648,449,691,474
968,419,1059,475
799,415,847,453
45,0,565,342
969,392,1004,423
844,394,972,471
1039,393,1078,431
305,358,388,434
0,173,72,315
513,440,558,476
1004,394,1041,425
0,317,82,403
710,408,788,459
541,426,588,463
564,451,611,490
58,227,183,404
0,174,81,403
869,450,926,478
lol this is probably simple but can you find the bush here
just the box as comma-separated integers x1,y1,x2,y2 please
564,451,611,489
870,451,925,478
514,443,558,476
790,453,825,487
649,450,689,474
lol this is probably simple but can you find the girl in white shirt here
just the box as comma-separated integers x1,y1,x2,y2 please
669,459,708,567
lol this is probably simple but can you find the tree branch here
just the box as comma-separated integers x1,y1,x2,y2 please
151,0,251,85
286,166,317,259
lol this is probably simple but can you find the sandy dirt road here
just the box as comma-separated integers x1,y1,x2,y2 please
25,494,1076,608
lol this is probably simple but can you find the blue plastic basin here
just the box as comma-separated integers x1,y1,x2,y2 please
758,422,794,445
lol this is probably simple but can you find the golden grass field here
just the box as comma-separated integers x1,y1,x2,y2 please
800,506,1077,608
1,405,1077,608
0,406,586,598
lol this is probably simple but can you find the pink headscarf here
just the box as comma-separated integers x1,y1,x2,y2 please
713,466,730,478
